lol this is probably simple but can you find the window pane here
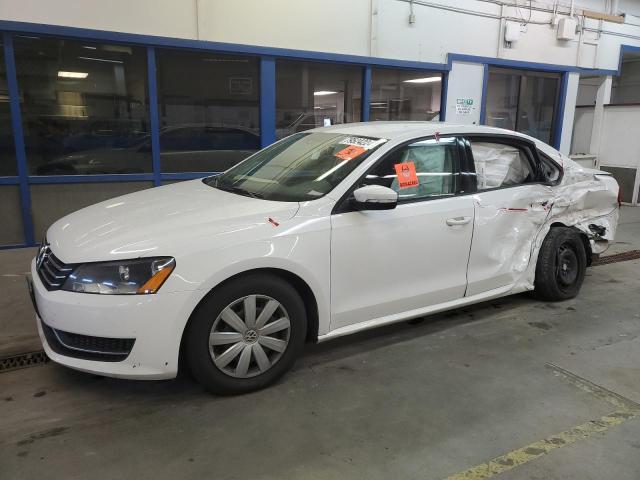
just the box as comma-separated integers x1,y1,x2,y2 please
276,60,362,140
0,186,24,245
30,182,152,239
612,53,640,104
365,138,457,201
0,41,17,176
470,141,535,190
485,71,519,131
517,75,558,144
370,69,441,121
156,50,260,172
486,68,559,144
13,36,150,175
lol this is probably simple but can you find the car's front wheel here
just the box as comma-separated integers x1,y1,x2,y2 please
534,227,587,301
185,273,307,395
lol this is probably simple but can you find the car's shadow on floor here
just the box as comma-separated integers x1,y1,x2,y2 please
36,292,539,403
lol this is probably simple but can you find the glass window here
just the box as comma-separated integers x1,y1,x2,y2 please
485,68,559,144
13,36,150,175
538,151,561,183
611,53,640,104
276,60,362,140
30,182,152,239
0,40,17,176
369,69,442,121
363,138,457,201
207,132,386,202
0,186,24,245
469,141,536,190
484,71,520,131
156,50,260,172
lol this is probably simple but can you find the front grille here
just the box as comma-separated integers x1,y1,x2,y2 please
41,320,135,362
36,245,75,291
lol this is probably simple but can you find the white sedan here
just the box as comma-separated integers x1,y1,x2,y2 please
29,122,620,394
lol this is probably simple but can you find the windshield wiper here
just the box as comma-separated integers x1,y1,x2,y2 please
216,184,264,199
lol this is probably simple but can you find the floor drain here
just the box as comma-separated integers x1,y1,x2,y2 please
592,250,640,266
0,350,49,373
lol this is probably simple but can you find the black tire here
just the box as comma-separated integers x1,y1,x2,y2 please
533,227,587,301
185,273,307,395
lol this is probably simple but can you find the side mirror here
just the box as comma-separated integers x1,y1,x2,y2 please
352,185,398,211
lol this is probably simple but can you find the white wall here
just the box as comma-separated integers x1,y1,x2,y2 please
576,77,601,105
444,62,484,125
599,106,640,169
0,0,198,39
1,0,640,71
571,107,595,154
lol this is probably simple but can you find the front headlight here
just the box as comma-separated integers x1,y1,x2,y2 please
62,257,175,295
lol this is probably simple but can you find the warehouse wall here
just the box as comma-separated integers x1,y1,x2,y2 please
1,0,640,70
2,0,640,248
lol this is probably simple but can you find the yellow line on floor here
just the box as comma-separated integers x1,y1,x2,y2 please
444,409,637,480
443,364,640,480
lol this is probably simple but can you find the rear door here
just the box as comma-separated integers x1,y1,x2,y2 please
462,135,558,296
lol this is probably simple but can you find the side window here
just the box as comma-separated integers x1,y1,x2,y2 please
538,150,561,183
363,138,458,201
469,141,536,190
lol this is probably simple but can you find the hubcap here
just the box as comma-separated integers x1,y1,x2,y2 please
556,243,579,289
209,295,291,378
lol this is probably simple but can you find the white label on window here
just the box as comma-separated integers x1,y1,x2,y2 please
338,137,387,150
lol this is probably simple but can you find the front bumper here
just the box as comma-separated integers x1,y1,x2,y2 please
29,259,196,380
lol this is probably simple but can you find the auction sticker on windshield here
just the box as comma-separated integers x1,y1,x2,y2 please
338,136,387,150
335,144,366,161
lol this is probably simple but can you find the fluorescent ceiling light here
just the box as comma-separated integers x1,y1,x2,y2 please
58,71,88,79
313,91,338,96
82,46,97,50
78,56,123,64
403,76,441,84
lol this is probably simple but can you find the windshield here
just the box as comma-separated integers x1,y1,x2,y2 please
204,132,387,202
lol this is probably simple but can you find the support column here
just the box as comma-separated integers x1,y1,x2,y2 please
589,75,612,166
146,47,161,187
260,57,276,148
558,72,580,155
4,33,35,245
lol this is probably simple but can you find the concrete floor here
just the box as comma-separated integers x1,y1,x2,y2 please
0,208,639,479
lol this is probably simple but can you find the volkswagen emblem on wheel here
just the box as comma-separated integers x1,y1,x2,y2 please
243,329,258,344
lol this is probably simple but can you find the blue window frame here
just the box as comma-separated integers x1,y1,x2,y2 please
6,20,623,248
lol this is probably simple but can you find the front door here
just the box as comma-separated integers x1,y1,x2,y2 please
330,137,475,331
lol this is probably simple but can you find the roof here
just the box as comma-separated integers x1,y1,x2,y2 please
312,121,533,142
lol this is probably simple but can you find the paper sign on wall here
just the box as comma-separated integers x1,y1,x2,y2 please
455,98,474,116
394,162,419,189
335,145,366,161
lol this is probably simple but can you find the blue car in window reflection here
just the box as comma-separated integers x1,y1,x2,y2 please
36,125,260,175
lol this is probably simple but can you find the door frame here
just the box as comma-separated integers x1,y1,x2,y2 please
332,134,472,214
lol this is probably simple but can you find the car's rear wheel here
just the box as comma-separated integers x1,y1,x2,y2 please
185,273,306,395
533,227,587,301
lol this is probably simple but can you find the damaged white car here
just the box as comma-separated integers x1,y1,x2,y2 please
29,122,620,394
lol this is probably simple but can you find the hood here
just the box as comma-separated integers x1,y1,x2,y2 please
46,179,300,263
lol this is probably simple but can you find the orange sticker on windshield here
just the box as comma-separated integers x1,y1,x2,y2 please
335,145,366,161
394,162,419,189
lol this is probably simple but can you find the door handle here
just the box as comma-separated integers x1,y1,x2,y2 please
446,216,472,226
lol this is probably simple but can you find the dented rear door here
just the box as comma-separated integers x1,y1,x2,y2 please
462,136,554,296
